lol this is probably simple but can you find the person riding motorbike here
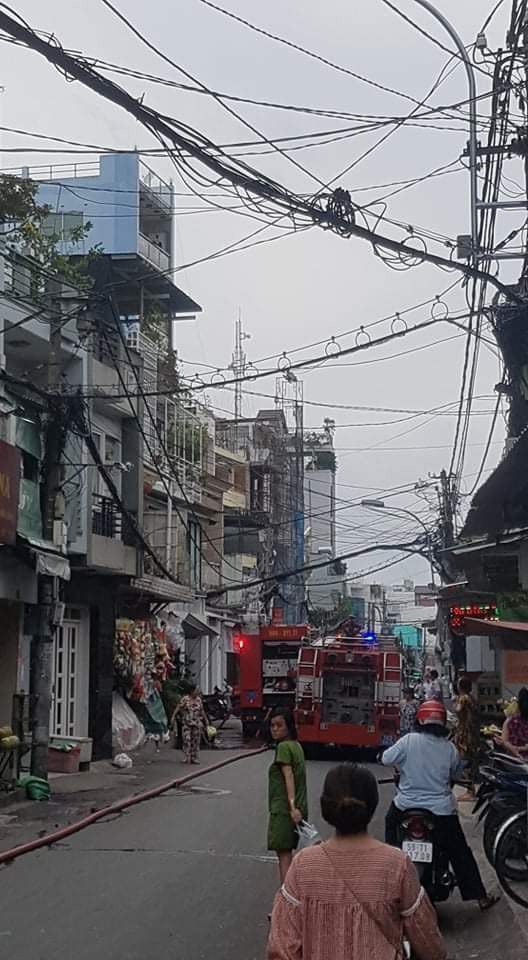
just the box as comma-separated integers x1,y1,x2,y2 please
381,699,499,912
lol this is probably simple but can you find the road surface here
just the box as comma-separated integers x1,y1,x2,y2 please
1,751,527,959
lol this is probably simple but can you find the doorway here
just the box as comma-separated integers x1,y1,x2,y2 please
50,607,89,738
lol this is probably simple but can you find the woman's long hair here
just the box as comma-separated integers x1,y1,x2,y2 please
518,687,528,720
269,707,298,740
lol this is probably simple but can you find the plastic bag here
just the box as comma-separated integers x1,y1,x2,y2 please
297,820,322,849
112,692,146,753
17,775,51,801
112,752,133,769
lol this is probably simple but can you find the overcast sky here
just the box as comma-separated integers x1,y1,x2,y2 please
1,0,519,587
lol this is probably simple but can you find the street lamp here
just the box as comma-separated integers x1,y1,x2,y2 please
408,0,478,261
360,499,436,585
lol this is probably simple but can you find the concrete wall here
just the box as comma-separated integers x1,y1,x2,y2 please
304,469,335,555
0,601,21,725
90,535,137,575
0,560,37,604
37,154,140,257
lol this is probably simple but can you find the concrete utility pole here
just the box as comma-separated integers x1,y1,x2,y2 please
430,469,457,580
30,283,64,780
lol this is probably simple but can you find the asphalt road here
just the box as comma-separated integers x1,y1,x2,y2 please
1,751,527,959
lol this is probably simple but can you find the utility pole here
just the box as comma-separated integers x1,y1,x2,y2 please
438,470,456,551
430,470,456,560
30,282,65,779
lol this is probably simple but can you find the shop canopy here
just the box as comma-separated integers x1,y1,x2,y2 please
18,535,70,581
182,613,218,639
463,617,528,637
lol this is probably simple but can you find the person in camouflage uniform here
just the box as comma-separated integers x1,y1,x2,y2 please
172,685,208,764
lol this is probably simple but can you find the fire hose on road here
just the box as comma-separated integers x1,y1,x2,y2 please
0,746,267,867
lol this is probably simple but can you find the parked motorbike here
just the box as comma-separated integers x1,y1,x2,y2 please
202,683,232,728
473,752,528,868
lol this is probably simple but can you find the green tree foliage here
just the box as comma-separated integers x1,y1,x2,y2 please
0,174,95,290
0,175,42,223
307,596,354,632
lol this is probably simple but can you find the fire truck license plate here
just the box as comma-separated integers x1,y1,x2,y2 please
402,841,433,863
381,734,396,746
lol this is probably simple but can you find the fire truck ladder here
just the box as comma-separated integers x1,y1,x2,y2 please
374,651,402,706
297,646,321,708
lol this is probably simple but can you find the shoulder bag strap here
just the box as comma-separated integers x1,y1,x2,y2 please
320,844,403,959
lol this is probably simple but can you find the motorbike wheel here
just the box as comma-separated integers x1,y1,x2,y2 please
483,809,507,866
495,811,528,908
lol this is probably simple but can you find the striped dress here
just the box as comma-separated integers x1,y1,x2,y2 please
267,838,446,960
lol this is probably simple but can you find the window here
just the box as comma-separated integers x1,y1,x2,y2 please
91,431,121,497
91,434,102,495
21,450,39,483
188,519,202,589
42,211,84,242
104,435,120,465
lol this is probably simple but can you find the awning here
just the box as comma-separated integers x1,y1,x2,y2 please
34,550,70,581
448,532,525,557
18,535,70,581
129,575,193,603
463,617,528,636
461,433,528,539
182,613,218,639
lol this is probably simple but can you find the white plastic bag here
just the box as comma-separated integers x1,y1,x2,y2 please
112,691,146,753
112,752,133,769
297,820,322,849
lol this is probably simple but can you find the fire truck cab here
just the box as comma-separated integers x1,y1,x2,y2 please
239,625,307,738
295,635,403,752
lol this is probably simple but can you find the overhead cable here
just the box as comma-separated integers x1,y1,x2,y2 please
0,9,520,301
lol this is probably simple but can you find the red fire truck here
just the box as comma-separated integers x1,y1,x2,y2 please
295,635,403,751
239,624,307,737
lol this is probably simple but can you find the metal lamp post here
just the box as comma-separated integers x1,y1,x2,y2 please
408,0,479,262
360,498,436,585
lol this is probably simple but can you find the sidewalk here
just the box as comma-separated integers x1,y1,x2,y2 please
455,787,528,954
0,736,248,856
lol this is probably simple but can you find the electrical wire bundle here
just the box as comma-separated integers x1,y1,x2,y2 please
2,0,526,599
449,0,528,510
0,3,520,301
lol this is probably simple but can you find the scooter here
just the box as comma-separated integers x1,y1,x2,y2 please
473,752,528,868
202,684,231,727
395,805,455,903
379,776,456,904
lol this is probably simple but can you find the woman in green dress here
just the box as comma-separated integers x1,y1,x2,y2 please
267,708,308,885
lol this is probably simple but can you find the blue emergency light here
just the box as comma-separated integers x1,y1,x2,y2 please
360,630,377,643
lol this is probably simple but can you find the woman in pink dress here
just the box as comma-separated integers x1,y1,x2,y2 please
268,763,446,960
501,687,528,759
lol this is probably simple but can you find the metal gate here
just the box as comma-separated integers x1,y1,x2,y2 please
50,608,87,738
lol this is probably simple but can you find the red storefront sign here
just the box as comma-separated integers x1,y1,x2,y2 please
448,603,498,636
0,440,21,545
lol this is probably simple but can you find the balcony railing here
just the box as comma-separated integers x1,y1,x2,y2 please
138,233,170,273
6,160,100,182
139,162,172,209
92,494,123,540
